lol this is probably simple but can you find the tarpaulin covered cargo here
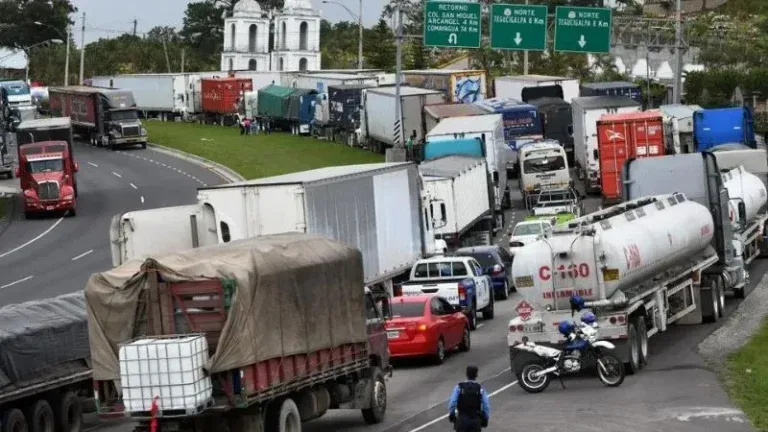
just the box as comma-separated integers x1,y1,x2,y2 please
287,88,318,123
256,84,293,118
85,232,367,381
0,292,89,388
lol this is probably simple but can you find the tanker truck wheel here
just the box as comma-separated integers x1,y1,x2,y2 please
265,398,301,432
55,391,83,432
635,317,649,366
1,408,27,432
28,400,54,432
625,322,641,375
702,280,721,324
717,277,726,318
361,367,387,424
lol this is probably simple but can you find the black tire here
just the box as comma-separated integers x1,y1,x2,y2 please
361,367,387,424
141,142,147,149
517,361,551,394
73,181,78,198
265,398,301,432
703,282,720,324
24,211,33,219
734,287,745,299
482,296,495,320
458,326,471,352
434,337,446,365
28,399,55,432
55,391,82,432
2,408,27,432
467,304,478,331
498,281,510,300
596,352,625,387
717,276,726,318
625,322,640,375
636,317,649,366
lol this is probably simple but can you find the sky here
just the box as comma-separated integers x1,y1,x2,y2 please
69,0,389,45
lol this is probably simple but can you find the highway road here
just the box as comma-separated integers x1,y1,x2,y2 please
0,141,226,306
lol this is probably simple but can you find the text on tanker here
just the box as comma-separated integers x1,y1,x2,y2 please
538,263,591,281
624,244,641,270
542,288,595,300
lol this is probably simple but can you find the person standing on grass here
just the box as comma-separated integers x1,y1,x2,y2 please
243,118,251,136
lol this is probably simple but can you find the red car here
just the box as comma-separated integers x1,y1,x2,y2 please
385,295,471,364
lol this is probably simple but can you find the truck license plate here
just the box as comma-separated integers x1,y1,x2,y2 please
387,331,399,339
524,323,544,333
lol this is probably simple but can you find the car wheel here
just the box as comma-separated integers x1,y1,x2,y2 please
467,305,477,331
434,338,446,365
458,326,471,352
482,296,495,320
498,281,510,300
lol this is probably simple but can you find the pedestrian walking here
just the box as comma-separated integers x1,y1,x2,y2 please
243,118,251,136
448,365,490,431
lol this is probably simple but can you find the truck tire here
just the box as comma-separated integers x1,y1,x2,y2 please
28,399,55,432
635,317,649,366
702,282,720,324
2,408,27,432
56,391,83,432
625,322,640,375
482,296,495,320
361,367,387,424
265,398,301,432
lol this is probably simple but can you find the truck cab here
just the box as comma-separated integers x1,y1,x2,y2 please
101,96,148,149
0,80,32,117
17,141,78,217
517,140,571,207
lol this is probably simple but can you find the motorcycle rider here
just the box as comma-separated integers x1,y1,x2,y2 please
448,365,491,431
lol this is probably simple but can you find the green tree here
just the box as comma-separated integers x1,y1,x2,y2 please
363,19,396,70
0,0,76,50
180,1,226,67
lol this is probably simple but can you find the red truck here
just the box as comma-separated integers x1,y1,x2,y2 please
201,77,253,125
15,117,79,218
88,233,391,432
596,111,666,205
49,86,148,150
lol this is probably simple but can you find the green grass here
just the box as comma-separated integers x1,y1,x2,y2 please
145,122,384,179
725,317,768,431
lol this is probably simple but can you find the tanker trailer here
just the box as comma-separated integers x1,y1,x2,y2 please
722,166,768,231
507,193,721,377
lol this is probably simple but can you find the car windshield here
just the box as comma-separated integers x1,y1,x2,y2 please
26,158,63,173
462,252,498,267
390,301,425,318
109,110,138,121
513,223,543,236
523,155,566,173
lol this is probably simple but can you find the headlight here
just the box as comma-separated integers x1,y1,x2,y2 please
110,130,121,138
141,127,147,136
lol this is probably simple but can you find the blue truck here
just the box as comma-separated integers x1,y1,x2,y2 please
474,98,543,175
693,107,756,152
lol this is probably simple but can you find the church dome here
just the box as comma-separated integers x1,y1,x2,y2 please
233,0,263,17
283,0,313,10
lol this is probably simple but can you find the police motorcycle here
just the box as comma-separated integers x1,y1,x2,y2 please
513,296,625,393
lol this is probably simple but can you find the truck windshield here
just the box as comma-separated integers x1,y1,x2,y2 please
523,155,566,173
1,83,29,95
26,158,63,173
109,110,138,121
513,224,543,236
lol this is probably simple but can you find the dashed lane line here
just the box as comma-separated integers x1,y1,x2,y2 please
87,162,98,167
111,171,122,178
129,183,138,190
71,249,94,261
117,150,209,187
1,275,34,290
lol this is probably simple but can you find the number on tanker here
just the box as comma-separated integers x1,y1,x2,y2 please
538,263,590,281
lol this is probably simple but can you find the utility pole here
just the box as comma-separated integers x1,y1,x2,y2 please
162,37,172,73
357,0,363,70
132,19,138,37
523,0,529,75
181,48,185,73
64,24,70,86
386,0,406,162
672,0,683,104
78,12,85,85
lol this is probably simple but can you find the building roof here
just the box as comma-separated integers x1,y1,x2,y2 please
233,0,262,16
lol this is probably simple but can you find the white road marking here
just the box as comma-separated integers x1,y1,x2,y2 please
129,183,138,189
0,217,65,259
140,196,145,204
111,171,122,178
71,249,94,261
1,275,34,290
408,379,519,432
87,162,98,167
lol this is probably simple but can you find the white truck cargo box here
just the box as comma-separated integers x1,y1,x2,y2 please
364,87,445,146
419,156,490,237
89,74,191,114
658,104,702,154
494,75,580,103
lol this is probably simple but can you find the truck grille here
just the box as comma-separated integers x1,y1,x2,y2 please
122,126,140,137
37,182,60,201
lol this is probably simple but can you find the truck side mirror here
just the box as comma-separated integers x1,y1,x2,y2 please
74,162,79,172
738,202,746,221
593,149,599,160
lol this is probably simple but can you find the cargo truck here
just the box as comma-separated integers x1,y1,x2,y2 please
596,111,666,205
571,96,642,194
328,83,378,146
418,155,493,250
292,73,378,136
528,97,574,165
0,292,93,432
474,98,543,175
693,107,757,152
48,86,148,149
362,87,445,153
110,163,447,296
658,104,701,154
257,84,318,135
89,73,193,119
0,80,32,119
494,75,579,103
423,103,487,135
89,233,392,432
402,69,487,103
580,81,642,104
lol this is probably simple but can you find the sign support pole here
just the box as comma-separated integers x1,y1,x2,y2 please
386,0,406,162
523,0,529,75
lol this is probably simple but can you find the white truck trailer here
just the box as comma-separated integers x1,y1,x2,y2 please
419,155,493,250
110,163,446,294
658,104,702,154
494,75,580,103
89,73,192,119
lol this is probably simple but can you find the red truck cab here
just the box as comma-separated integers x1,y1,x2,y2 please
16,141,78,218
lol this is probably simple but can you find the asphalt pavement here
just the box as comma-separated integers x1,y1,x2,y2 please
0,142,226,305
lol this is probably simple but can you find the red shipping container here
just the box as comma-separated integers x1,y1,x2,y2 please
597,111,666,203
201,77,253,115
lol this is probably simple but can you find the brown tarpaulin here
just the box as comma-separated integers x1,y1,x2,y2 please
85,233,367,381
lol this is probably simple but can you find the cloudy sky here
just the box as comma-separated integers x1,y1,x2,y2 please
69,0,389,45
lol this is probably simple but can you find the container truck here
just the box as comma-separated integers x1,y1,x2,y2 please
580,81,643,104
257,85,318,134
418,155,493,249
48,86,148,149
89,233,393,432
89,73,193,118
693,107,757,152
200,77,253,125
528,97,574,165
494,75,580,103
0,292,93,432
571,96,642,194
328,83,378,146
362,87,445,153
402,69,487,103
423,103,487,135
658,104,701,154
474,98,543,175
110,163,446,295
425,114,510,227
596,111,666,205
292,73,378,136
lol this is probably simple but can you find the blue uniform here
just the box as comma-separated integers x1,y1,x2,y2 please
448,380,490,431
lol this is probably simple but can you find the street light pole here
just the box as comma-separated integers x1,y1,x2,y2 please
322,1,363,69
78,12,86,85
34,21,70,85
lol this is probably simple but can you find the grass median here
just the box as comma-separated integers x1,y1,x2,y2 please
145,122,384,179
725,317,768,430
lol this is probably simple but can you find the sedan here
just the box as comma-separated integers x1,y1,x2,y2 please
385,295,470,364
454,245,514,300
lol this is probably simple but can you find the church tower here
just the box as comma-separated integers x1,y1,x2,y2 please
271,0,322,72
220,0,270,71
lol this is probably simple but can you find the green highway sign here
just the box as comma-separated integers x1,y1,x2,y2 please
423,1,482,48
553,6,612,54
490,4,548,51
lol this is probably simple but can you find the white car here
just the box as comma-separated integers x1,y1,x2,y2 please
508,219,553,256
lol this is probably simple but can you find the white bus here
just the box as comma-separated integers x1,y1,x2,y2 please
517,140,571,208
